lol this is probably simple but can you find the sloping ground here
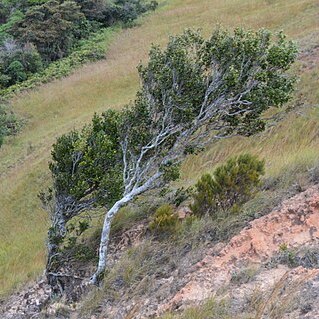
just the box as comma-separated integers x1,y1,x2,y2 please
2,185,319,318
162,185,319,313
107,185,319,318
0,222,148,318
0,0,318,298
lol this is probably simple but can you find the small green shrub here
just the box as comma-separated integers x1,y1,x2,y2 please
0,103,19,147
0,41,43,88
191,154,265,218
149,204,178,234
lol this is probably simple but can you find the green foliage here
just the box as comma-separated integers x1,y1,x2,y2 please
74,0,109,23
0,42,43,88
191,154,265,217
49,109,123,206
107,0,158,26
72,243,97,261
0,104,19,147
56,218,98,262
173,187,193,207
137,30,207,126
0,0,157,91
149,204,179,234
161,161,181,183
217,29,296,136
6,61,27,84
10,0,89,62
74,0,158,26
0,10,24,42
138,28,297,137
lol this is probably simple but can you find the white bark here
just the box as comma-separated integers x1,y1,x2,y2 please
90,196,130,284
91,172,162,284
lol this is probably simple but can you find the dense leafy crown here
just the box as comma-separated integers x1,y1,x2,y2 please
50,110,123,207
48,27,297,219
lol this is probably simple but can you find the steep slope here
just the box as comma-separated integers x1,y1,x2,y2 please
0,0,318,298
2,185,319,318
163,185,319,312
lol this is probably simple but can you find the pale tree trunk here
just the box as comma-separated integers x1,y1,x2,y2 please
91,172,162,284
90,195,132,284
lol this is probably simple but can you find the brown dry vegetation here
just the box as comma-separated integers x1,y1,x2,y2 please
0,0,318,297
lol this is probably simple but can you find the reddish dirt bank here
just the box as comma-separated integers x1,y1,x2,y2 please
2,185,319,318
162,185,319,312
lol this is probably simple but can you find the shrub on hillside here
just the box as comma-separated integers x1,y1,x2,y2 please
149,204,179,234
0,104,19,147
191,154,265,217
107,0,158,26
9,0,89,63
0,40,43,88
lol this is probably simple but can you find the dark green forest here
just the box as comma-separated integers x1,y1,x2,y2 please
0,0,157,89
0,0,156,146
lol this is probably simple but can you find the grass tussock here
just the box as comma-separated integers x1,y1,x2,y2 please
0,0,318,296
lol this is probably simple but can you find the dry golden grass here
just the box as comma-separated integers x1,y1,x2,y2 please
0,0,318,296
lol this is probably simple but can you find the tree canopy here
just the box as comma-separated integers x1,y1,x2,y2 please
44,27,297,288
10,0,88,62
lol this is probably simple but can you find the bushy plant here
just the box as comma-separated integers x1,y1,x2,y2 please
0,104,19,147
9,0,89,62
106,0,158,26
191,154,265,217
173,186,193,207
0,41,43,88
149,204,178,234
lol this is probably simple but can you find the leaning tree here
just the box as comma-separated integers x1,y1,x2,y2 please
43,28,297,288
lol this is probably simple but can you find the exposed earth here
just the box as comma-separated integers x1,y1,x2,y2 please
2,185,319,318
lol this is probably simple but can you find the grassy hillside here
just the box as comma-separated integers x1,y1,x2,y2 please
0,0,318,297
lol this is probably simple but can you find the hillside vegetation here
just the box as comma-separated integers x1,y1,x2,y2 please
0,0,318,298
0,0,157,92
